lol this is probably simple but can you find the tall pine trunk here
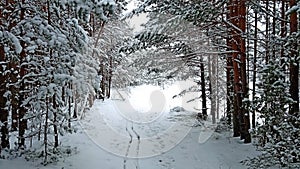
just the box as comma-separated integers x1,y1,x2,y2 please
289,0,299,115
0,40,9,150
226,2,234,127
199,57,207,120
10,61,18,131
44,97,49,164
239,0,251,143
265,0,270,64
252,7,258,129
53,95,59,149
228,0,251,142
18,0,27,148
229,0,241,137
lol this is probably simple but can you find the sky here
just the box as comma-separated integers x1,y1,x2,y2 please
125,0,148,32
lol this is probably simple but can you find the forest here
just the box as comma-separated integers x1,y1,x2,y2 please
0,0,299,168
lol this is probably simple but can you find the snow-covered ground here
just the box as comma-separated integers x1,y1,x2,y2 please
0,83,260,169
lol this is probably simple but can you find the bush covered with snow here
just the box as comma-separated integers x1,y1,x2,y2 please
243,59,300,168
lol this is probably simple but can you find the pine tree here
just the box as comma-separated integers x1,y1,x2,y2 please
244,58,299,168
0,0,121,163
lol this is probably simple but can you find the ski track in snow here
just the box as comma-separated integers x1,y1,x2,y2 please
123,122,141,169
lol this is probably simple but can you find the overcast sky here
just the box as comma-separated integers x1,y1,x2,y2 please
125,0,148,32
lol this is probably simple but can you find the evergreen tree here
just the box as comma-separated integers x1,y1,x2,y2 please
0,0,120,163
244,58,300,168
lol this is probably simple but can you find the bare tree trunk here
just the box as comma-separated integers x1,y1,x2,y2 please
107,56,113,98
229,0,241,137
199,57,207,120
0,41,9,151
272,0,276,59
9,61,18,131
252,7,258,129
69,82,73,127
211,54,217,124
239,0,251,143
226,1,234,127
228,0,251,142
289,0,299,115
18,0,27,148
226,53,233,126
280,0,286,60
207,54,214,123
73,85,78,118
38,123,42,141
265,0,270,64
100,62,106,100
53,95,58,149
0,3,9,151
44,97,49,164
216,56,219,120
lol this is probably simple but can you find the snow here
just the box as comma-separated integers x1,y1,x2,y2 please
286,5,299,15
0,84,260,169
6,31,22,54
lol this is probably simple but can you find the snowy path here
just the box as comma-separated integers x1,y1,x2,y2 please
0,85,259,169
62,86,259,169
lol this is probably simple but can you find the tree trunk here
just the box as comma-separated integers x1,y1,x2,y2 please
226,1,234,127
18,0,27,148
265,0,269,64
44,97,49,164
228,0,241,137
107,56,113,98
280,0,286,60
216,55,219,120
10,61,18,131
53,95,58,148
93,21,106,101
239,0,251,143
0,43,9,150
272,0,276,59
200,57,207,120
252,7,258,129
69,82,73,127
100,63,106,100
228,0,251,142
289,0,299,115
210,54,217,124
73,86,78,118
226,54,233,126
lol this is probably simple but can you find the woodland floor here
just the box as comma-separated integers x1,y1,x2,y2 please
0,84,261,169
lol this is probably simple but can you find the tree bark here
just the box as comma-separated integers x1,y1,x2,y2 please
53,95,59,148
289,0,299,115
210,54,217,124
10,61,18,131
252,7,258,129
228,0,251,142
265,0,270,64
229,0,241,137
226,1,234,127
226,54,233,126
200,57,207,120
280,0,286,60
0,42,9,150
18,0,27,148
239,0,251,143
44,97,49,164
107,56,113,98
272,0,276,58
